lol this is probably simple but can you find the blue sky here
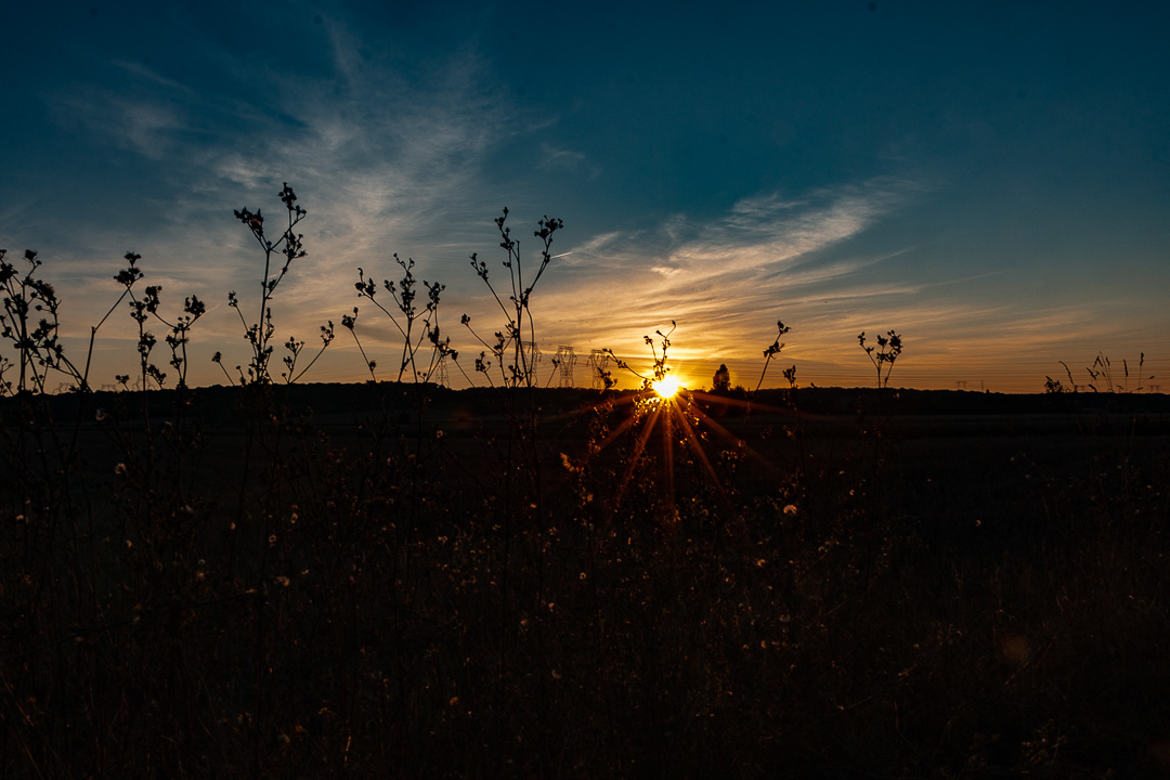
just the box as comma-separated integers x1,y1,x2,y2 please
3,1,1168,390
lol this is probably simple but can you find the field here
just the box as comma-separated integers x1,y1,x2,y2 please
2,384,1169,776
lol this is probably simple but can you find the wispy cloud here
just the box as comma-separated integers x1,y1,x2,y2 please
111,59,194,94
33,14,532,381
539,142,598,178
524,177,922,358
53,92,186,160
653,178,914,278
539,143,585,169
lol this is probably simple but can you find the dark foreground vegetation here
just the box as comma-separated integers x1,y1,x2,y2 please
2,383,1169,777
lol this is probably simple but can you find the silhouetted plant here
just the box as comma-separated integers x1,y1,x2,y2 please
0,354,11,396
1084,351,1152,393
340,307,378,381
79,251,147,390
422,291,471,386
227,183,331,384
470,343,495,386
755,319,791,393
0,248,163,394
1051,352,1155,394
128,289,160,389
351,255,464,384
604,320,676,390
1057,360,1080,393
120,275,207,390
462,208,564,388
858,329,903,388
280,320,335,384
0,249,91,393
209,351,231,385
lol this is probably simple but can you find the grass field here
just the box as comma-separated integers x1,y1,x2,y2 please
2,384,1168,776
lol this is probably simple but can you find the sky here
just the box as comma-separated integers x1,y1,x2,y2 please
3,0,1168,392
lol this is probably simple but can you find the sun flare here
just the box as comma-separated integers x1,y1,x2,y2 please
652,375,683,400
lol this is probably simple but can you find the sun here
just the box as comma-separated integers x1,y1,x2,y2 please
652,375,683,400
582,323,794,524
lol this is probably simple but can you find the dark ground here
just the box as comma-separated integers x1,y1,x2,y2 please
2,384,1168,776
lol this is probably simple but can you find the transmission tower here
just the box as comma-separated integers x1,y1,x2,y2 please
553,346,577,388
587,349,612,389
